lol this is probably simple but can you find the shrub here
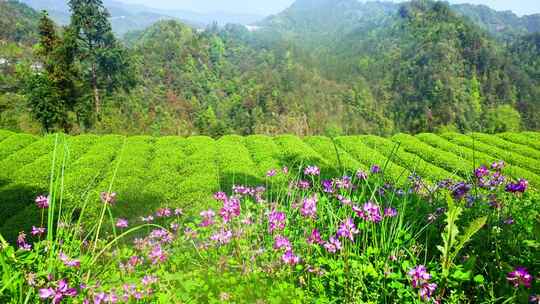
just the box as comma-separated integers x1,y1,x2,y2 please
0,129,14,142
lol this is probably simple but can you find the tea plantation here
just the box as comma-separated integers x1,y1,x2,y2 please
0,130,539,240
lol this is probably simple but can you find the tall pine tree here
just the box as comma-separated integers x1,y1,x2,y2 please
68,0,135,119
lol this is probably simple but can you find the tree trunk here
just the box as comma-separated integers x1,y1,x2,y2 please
91,63,101,120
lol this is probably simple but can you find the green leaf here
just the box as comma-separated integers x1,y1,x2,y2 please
473,274,485,284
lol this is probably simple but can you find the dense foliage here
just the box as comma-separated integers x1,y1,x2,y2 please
1,0,540,136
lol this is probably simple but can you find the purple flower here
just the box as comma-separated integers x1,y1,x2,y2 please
200,209,216,227
116,218,128,228
408,265,432,288
100,192,117,205
504,217,514,225
384,207,398,218
266,169,277,177
507,267,532,288
408,265,437,300
174,208,184,216
59,251,80,268
370,165,381,174
17,232,31,251
39,279,77,304
268,210,286,233
451,182,471,200
321,180,334,193
210,229,233,245
31,226,46,236
419,282,437,301
324,236,342,253
506,179,529,193
219,197,241,223
233,185,254,196
307,229,323,245
35,195,49,209
475,166,490,178
300,195,317,219
304,166,320,176
274,235,292,250
281,250,300,265
530,295,540,304
336,218,359,241
356,170,368,180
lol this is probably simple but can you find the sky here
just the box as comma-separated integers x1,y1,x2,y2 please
117,0,540,16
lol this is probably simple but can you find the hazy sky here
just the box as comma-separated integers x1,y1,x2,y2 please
117,0,540,16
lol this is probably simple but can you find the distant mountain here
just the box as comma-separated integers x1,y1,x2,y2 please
19,0,263,37
0,0,40,44
453,3,540,37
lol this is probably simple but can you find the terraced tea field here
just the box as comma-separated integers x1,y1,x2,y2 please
0,130,539,240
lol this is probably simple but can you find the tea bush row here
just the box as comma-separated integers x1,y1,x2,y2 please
471,132,540,160
142,137,187,207
0,133,38,163
392,133,472,178
216,135,261,190
441,133,540,175
274,135,332,176
304,136,366,175
359,135,454,182
334,136,411,184
176,136,220,212
497,132,540,151
0,129,14,143
416,133,540,187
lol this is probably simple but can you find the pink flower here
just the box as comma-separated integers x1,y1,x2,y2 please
307,228,323,245
273,235,292,251
156,208,172,217
219,197,241,223
336,217,359,241
174,208,183,216
409,265,437,300
356,170,368,180
355,201,382,223
116,218,129,228
304,166,320,176
282,166,289,174
149,245,168,264
200,209,216,227
100,192,117,205
267,169,277,177
31,226,46,236
210,229,233,245
35,195,49,209
384,207,398,218
141,215,154,223
59,251,80,268
300,195,317,218
141,275,158,286
268,210,286,233
324,236,342,253
39,279,77,304
281,250,300,265
213,191,228,201
507,267,532,288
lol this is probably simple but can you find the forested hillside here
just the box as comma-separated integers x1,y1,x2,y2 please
0,0,539,136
